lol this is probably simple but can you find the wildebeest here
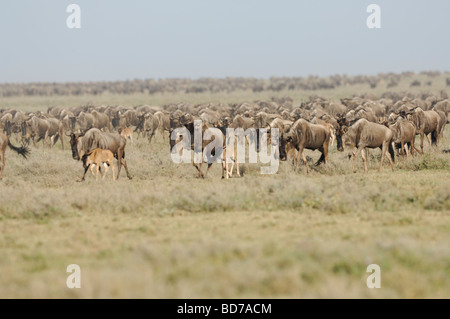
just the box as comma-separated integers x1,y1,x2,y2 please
143,113,161,143
69,128,132,180
343,119,395,173
0,132,30,180
81,148,115,181
24,116,50,147
279,119,331,174
214,118,239,179
170,120,224,179
118,127,133,144
389,118,418,159
407,108,441,153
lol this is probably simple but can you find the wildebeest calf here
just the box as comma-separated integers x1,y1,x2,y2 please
118,127,133,144
81,148,115,181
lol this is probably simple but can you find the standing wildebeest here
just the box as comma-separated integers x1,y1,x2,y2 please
343,119,395,173
389,118,418,159
0,133,30,180
69,128,132,180
407,108,441,154
143,113,161,143
81,149,115,181
24,116,50,147
279,119,331,174
170,120,224,179
118,127,134,144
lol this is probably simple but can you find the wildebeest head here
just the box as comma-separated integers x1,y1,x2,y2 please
69,131,85,160
342,127,357,159
278,130,293,162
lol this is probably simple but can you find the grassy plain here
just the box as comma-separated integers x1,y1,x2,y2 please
0,75,449,298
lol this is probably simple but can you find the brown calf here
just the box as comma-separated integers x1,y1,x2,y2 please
81,148,115,181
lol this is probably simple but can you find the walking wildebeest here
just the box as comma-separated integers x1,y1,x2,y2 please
81,148,115,181
343,119,395,173
407,108,441,154
279,119,331,174
170,119,224,179
389,118,418,159
0,133,30,180
214,118,239,179
69,128,132,180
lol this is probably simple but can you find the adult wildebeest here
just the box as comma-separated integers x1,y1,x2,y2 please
407,108,441,154
143,113,161,143
214,118,239,179
343,119,395,173
81,148,115,181
170,120,225,179
69,128,132,180
0,133,30,180
279,119,331,174
24,116,50,147
389,118,418,159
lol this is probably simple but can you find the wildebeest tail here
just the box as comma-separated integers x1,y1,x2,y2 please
314,152,326,166
53,133,59,145
8,141,30,159
431,130,438,146
388,141,395,163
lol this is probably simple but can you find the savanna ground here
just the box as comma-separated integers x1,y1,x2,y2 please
0,74,449,298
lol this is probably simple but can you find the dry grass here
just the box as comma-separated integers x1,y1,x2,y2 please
0,80,449,298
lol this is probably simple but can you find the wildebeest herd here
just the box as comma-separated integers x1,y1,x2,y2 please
0,93,448,180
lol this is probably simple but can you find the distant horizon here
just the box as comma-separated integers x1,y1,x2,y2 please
1,69,449,86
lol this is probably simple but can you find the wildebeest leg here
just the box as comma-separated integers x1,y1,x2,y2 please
221,160,226,179
116,150,123,179
378,143,388,172
80,165,90,182
352,146,364,172
410,140,415,158
401,141,405,159
193,163,204,178
420,132,425,154
44,130,49,148
204,163,213,178
102,163,109,180
386,147,395,171
426,134,432,148
112,162,116,181
89,164,96,177
234,146,240,177
361,148,369,173
300,151,310,174
60,128,64,150
148,131,155,144
0,150,4,180
96,163,100,181
119,158,132,179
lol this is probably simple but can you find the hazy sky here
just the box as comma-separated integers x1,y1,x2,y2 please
1,0,449,83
